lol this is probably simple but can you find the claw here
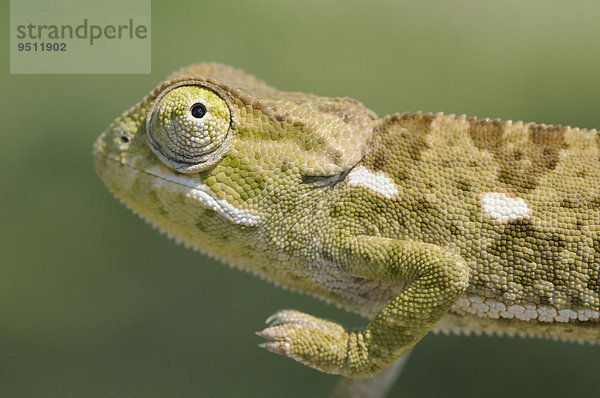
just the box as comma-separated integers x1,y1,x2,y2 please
260,324,296,340
261,341,290,355
265,313,282,326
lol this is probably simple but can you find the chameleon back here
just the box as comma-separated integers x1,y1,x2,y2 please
358,112,599,331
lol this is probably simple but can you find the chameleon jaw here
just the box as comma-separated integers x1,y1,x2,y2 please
143,165,261,226
94,150,260,227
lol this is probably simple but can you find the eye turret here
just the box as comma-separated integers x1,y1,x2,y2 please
147,85,231,173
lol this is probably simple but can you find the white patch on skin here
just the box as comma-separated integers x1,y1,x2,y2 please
453,296,599,323
145,167,260,226
480,192,531,223
346,165,399,199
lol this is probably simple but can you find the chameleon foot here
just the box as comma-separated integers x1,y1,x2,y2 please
259,309,361,376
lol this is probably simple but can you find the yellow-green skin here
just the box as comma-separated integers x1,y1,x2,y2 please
93,63,599,379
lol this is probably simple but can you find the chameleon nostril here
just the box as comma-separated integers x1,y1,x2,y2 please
119,135,130,144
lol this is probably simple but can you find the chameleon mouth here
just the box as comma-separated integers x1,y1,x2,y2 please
93,150,260,227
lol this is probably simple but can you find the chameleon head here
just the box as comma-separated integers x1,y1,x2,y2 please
92,78,265,251
93,64,376,254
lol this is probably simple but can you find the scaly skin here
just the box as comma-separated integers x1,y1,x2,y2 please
93,63,599,381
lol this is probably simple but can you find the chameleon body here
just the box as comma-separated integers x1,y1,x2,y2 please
93,64,599,382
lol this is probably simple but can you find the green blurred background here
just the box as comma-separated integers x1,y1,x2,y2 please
2,0,599,396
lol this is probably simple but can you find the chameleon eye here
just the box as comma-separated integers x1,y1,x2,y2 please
147,85,231,173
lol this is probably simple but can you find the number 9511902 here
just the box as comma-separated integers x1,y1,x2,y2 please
18,42,67,52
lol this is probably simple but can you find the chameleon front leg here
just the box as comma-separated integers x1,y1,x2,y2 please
259,236,469,378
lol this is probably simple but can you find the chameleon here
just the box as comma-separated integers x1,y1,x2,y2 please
93,63,599,396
